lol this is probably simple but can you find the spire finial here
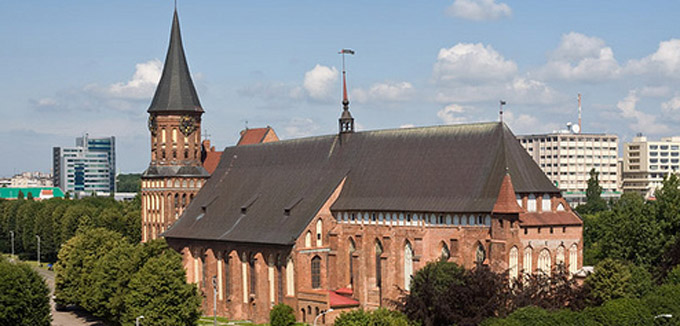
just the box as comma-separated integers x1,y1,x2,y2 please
174,0,177,11
338,49,356,134
499,100,507,122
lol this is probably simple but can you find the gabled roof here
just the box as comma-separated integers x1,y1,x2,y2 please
237,127,279,146
492,173,523,214
164,122,559,245
148,10,203,114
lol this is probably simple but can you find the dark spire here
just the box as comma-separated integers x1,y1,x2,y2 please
338,49,355,134
148,9,203,114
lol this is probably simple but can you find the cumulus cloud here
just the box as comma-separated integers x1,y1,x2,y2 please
616,90,670,134
446,0,512,21
626,39,680,77
433,43,517,83
352,81,414,103
538,32,621,81
435,77,560,105
437,104,469,124
93,59,162,99
400,124,416,129
661,96,680,121
303,64,339,101
282,117,321,138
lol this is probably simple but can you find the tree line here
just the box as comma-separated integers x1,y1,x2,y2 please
0,195,141,262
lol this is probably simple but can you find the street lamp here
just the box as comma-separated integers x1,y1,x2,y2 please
35,235,41,267
9,231,14,259
655,314,672,319
313,308,334,326
135,315,144,326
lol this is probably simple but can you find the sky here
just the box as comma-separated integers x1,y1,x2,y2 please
1,1,679,176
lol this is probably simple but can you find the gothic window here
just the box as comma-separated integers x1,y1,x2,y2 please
286,257,295,296
174,180,180,187
569,244,578,275
484,215,491,226
277,259,283,303
439,215,445,224
468,215,474,225
376,240,384,288
509,246,519,280
556,246,565,268
542,194,551,212
348,238,356,288
316,219,323,247
475,243,486,265
538,249,551,275
184,150,188,159
524,247,533,274
162,150,166,159
404,241,413,290
446,214,452,225
224,253,231,299
305,231,312,247
241,253,248,303
527,194,537,212
162,128,166,142
454,215,459,225
182,180,187,187
172,150,177,159
172,128,177,144
201,251,207,291
249,254,256,296
311,256,321,289
182,194,187,207
440,242,450,261
268,255,275,304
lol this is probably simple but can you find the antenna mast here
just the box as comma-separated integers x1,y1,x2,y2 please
578,93,582,134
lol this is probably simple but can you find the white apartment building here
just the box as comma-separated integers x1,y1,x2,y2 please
517,132,620,205
622,135,680,198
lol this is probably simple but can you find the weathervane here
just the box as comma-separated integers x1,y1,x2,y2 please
499,100,507,122
339,49,355,110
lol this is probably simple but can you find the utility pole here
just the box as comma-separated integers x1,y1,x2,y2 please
135,315,144,326
36,235,41,267
212,276,218,326
9,231,14,259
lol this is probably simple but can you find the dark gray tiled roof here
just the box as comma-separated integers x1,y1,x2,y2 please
148,10,203,114
163,122,558,245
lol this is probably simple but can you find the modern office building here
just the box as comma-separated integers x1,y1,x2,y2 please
53,135,116,194
622,135,680,199
517,129,620,205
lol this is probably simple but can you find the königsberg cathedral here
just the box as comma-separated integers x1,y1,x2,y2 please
141,9,584,325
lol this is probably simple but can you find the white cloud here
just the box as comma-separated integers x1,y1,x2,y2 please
616,90,670,134
353,81,414,103
97,59,162,99
433,43,517,83
502,111,561,134
626,39,680,77
399,124,416,129
282,117,321,138
639,86,670,98
435,77,560,105
661,96,680,121
446,0,511,21
34,98,58,108
437,104,468,124
303,64,339,101
538,32,621,81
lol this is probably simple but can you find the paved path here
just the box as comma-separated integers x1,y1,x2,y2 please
33,267,106,326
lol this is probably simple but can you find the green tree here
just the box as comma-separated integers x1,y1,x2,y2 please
577,168,608,215
123,247,201,326
0,258,51,326
86,241,136,321
334,308,413,326
584,298,653,326
116,173,142,193
270,303,296,326
584,259,654,305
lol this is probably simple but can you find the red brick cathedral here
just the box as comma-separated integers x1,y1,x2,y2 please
144,9,583,325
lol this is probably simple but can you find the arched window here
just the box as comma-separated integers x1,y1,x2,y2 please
348,238,356,288
182,180,188,188
190,180,195,188
241,253,248,303
249,254,256,296
172,128,177,144
305,231,312,248
542,194,551,212
174,180,180,187
538,249,551,275
316,219,323,247
181,194,187,207
286,257,295,296
311,256,321,289
475,243,486,265
527,194,537,212
524,247,533,274
569,244,578,275
556,246,565,269
509,246,519,280
161,128,166,142
440,242,450,261
376,240,384,288
404,241,413,290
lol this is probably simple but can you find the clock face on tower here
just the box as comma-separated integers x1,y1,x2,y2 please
180,115,197,136
147,115,157,135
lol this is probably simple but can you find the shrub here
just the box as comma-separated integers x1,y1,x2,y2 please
334,308,412,326
270,303,296,326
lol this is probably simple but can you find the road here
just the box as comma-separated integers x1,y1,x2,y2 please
33,266,106,326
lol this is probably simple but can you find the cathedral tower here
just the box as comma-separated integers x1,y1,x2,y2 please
141,9,209,242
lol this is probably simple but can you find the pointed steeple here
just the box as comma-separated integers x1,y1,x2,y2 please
338,49,355,134
148,9,203,114
492,172,523,214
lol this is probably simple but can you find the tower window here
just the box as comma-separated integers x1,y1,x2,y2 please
311,256,321,289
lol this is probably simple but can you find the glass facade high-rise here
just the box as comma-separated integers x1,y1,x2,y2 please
53,134,116,194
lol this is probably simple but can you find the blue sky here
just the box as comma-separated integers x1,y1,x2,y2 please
1,1,679,176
